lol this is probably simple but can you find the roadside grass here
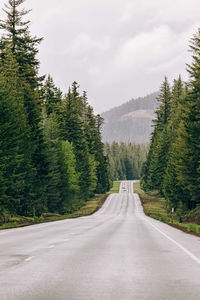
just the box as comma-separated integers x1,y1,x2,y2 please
0,194,108,230
133,181,170,220
0,181,120,230
183,205,200,225
133,181,200,237
107,181,120,194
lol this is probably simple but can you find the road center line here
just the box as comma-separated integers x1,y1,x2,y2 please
25,256,35,262
48,245,55,249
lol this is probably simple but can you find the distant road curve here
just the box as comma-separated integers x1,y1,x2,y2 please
1,181,200,299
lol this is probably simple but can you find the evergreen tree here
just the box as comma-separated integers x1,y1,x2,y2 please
0,50,30,215
0,0,48,216
42,75,62,117
0,0,43,86
154,77,171,126
105,142,148,181
44,114,62,212
83,98,110,193
141,77,171,193
59,141,80,213
163,77,186,209
142,28,200,210
171,29,200,208
59,82,96,200
184,29,200,206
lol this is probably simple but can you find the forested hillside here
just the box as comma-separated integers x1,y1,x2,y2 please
141,28,200,212
0,0,110,220
102,92,158,144
105,143,148,181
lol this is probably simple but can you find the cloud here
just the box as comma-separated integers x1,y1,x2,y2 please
65,34,110,58
120,0,200,27
114,22,200,74
0,0,200,112
115,26,176,69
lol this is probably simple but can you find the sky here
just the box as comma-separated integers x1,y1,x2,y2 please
1,0,200,113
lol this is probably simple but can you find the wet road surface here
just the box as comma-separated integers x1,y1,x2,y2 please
1,181,200,299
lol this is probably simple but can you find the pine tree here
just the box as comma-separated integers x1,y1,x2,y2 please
59,82,96,200
59,141,80,212
0,0,43,87
0,50,30,215
42,75,62,117
171,29,200,208
184,29,200,206
105,142,148,182
83,97,110,193
0,0,48,216
43,114,62,212
141,77,171,193
163,30,200,210
163,77,186,209
154,76,171,127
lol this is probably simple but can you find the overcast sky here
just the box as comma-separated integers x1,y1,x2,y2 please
1,0,200,113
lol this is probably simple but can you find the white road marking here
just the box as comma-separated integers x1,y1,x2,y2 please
144,218,200,265
134,193,139,213
48,245,55,249
25,256,34,262
134,192,200,265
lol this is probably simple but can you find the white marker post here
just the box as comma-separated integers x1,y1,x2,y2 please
171,207,174,223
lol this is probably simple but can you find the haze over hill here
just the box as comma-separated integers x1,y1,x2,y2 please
101,92,158,144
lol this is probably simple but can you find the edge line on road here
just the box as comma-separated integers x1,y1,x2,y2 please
144,217,200,265
134,192,200,266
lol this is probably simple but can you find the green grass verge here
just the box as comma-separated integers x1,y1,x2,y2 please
107,181,121,194
133,181,200,237
0,180,121,230
0,194,108,230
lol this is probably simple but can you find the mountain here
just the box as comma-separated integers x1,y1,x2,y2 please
101,92,158,144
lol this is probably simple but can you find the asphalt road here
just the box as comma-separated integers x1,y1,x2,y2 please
1,181,200,300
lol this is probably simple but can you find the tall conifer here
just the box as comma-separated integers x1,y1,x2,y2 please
0,0,47,215
0,50,30,215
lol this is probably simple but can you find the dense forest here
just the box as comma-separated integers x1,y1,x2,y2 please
141,28,200,212
102,92,158,144
2,0,199,223
105,143,148,181
0,0,110,219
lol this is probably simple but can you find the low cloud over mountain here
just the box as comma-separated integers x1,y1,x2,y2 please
101,92,158,144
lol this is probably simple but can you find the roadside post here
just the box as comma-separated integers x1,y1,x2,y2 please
171,207,174,223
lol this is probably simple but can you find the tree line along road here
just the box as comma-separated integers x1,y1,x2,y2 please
0,181,200,299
